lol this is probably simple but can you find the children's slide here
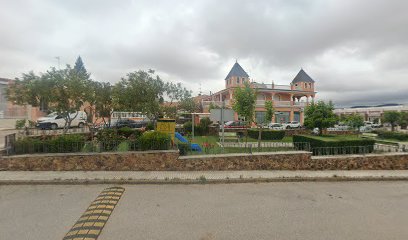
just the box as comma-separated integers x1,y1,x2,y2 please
175,132,202,152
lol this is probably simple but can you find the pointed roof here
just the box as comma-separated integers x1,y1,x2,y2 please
292,69,315,83
225,62,249,80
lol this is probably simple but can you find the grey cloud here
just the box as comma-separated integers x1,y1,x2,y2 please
1,0,408,106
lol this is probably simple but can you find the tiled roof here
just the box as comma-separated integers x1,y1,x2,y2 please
292,69,315,83
225,62,249,80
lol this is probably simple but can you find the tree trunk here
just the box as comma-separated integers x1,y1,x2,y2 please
258,125,262,149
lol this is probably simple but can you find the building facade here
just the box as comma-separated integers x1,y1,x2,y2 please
334,104,408,123
202,62,317,125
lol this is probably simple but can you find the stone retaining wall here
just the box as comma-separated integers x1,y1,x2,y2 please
1,150,408,171
0,151,310,171
311,153,408,170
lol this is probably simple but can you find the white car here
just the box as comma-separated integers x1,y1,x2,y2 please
36,111,87,130
268,123,284,130
282,121,301,129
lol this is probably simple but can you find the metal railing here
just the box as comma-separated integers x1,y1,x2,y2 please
178,142,310,156
311,146,374,156
6,140,172,156
16,127,90,137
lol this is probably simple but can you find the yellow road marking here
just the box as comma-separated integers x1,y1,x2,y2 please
63,187,125,240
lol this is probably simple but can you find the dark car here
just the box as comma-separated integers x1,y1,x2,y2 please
223,121,248,129
111,119,148,129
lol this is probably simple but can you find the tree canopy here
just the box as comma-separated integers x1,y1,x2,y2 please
304,100,338,135
232,82,256,125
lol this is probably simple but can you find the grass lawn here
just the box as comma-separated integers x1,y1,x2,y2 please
304,134,364,141
188,135,293,144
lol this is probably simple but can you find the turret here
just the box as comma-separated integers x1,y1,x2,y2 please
225,61,250,88
291,69,315,91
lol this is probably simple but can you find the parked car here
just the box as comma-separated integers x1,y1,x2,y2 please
111,119,149,129
36,111,87,130
282,121,301,129
268,123,284,130
223,121,247,129
359,125,373,133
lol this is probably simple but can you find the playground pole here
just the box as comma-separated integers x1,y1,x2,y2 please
192,113,195,141
221,101,225,146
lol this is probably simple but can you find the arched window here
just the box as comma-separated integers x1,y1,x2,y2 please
257,94,265,100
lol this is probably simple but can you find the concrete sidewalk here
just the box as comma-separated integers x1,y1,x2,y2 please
1,170,408,184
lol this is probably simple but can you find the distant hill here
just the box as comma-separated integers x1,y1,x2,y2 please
350,103,401,109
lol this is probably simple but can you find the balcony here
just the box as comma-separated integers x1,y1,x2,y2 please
256,100,308,108
202,100,230,108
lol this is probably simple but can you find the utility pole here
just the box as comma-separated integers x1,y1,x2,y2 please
55,56,60,70
221,100,225,146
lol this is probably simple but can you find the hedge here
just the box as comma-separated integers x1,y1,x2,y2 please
138,131,171,150
14,134,86,154
293,135,375,155
373,130,408,141
247,129,285,140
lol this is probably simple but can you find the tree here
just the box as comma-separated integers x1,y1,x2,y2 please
304,100,338,135
113,70,165,119
265,100,274,123
257,100,274,148
85,81,115,137
178,97,199,113
232,82,256,144
397,112,408,130
383,111,400,131
74,56,89,77
208,102,221,111
343,113,364,130
47,66,92,132
6,63,91,133
165,82,192,105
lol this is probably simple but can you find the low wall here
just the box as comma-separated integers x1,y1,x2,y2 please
1,150,408,171
311,153,408,170
0,150,179,171
0,151,310,171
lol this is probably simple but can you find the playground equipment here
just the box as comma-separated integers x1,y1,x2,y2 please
175,132,202,152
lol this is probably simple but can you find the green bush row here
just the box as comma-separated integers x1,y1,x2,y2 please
293,135,375,155
373,130,408,141
13,131,171,154
96,127,143,143
14,134,86,154
247,129,285,140
183,117,212,136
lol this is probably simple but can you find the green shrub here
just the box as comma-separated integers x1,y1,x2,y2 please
183,121,192,134
116,141,130,152
247,129,285,140
14,134,86,154
177,142,191,156
14,137,43,154
117,127,142,139
28,120,36,128
293,135,375,155
15,119,26,129
146,122,154,130
47,134,86,153
138,131,171,150
374,130,408,141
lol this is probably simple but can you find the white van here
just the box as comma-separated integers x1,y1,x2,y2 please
36,111,87,130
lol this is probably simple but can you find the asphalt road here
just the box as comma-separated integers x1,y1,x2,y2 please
1,182,408,240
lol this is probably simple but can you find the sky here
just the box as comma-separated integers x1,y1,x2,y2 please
1,0,408,107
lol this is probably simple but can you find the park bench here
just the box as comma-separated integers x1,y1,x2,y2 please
219,132,240,142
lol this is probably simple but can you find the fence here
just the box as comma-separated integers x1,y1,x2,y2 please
16,127,90,137
6,140,172,156
311,145,374,156
178,142,310,156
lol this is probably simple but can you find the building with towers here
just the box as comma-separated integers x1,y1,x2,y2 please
202,61,317,125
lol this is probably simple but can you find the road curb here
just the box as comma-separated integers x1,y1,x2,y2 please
1,176,408,185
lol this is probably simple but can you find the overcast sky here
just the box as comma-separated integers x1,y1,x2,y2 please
1,0,408,107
